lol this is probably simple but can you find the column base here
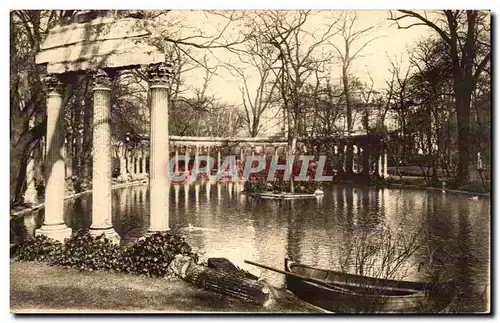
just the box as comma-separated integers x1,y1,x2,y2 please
35,224,72,243
90,227,121,245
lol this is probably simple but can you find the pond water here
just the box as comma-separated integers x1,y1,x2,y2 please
11,182,490,313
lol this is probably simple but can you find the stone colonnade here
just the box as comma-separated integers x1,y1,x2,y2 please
112,139,390,180
35,63,173,243
328,141,389,178
115,143,149,181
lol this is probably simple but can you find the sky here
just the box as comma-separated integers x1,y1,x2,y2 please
168,10,433,106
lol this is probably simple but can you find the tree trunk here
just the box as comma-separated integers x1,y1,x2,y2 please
289,138,297,193
426,108,438,182
10,118,45,203
11,135,39,203
343,66,354,175
169,256,271,306
455,96,471,184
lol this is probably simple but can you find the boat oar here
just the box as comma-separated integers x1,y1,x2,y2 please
244,259,351,292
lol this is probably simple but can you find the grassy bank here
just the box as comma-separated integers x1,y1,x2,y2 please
382,177,490,195
10,261,319,313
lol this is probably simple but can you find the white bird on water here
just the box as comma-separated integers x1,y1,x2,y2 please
471,196,479,200
314,188,324,196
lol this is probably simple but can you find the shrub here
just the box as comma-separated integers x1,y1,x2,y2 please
119,232,198,277
12,229,198,278
12,234,63,262
50,230,122,271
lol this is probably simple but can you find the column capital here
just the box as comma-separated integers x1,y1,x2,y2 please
147,62,173,87
43,74,63,94
92,69,112,90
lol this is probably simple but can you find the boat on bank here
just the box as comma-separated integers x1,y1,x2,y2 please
284,258,456,313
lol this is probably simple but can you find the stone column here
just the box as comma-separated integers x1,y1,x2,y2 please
41,136,46,164
126,149,132,176
184,183,190,206
174,184,180,206
274,145,278,159
25,117,38,204
128,150,133,175
137,149,142,175
240,147,244,162
383,149,388,178
195,183,200,202
357,146,362,174
206,182,211,200
217,148,221,170
175,145,179,175
89,70,119,242
25,149,38,204
35,75,72,242
147,62,172,233
194,145,199,174
185,146,189,173
119,145,127,180
378,153,383,177
142,149,148,175
343,144,348,172
132,154,137,175
352,145,357,173
206,146,211,177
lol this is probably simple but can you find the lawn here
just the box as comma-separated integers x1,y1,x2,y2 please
10,261,319,313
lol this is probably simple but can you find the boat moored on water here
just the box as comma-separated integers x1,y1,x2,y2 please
284,258,456,313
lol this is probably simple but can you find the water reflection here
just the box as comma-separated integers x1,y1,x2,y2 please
184,183,190,207
205,182,211,201
11,183,490,312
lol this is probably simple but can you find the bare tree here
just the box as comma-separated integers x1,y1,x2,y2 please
389,10,491,184
244,10,340,192
225,38,280,137
331,12,381,175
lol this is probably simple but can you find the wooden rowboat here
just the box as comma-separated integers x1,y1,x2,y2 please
284,258,456,313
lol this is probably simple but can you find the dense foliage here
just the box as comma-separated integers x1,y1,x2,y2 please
243,180,320,194
12,230,198,277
